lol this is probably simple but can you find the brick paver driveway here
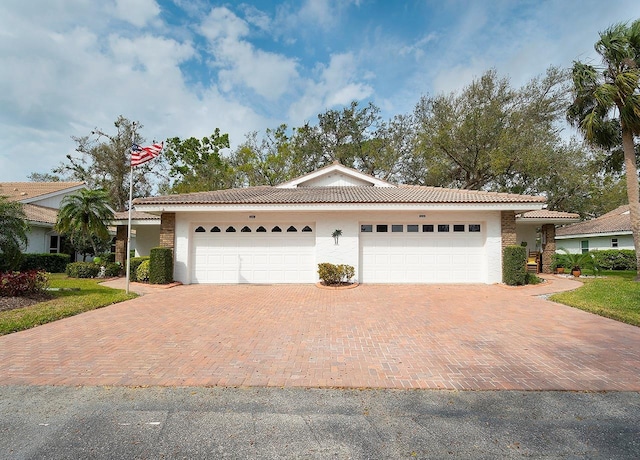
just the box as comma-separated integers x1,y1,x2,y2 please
0,278,638,390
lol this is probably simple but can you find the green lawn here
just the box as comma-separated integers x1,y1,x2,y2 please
0,274,137,336
551,271,640,326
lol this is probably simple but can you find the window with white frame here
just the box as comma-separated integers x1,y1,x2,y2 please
611,238,618,248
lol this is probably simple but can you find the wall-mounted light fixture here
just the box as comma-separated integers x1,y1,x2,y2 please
249,215,256,219
419,214,426,218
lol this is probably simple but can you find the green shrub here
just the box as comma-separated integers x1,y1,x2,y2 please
591,250,637,271
0,253,69,273
503,245,526,286
317,262,355,285
0,270,49,297
104,262,123,278
66,262,100,278
525,272,543,285
149,247,173,284
129,256,149,282
136,259,150,282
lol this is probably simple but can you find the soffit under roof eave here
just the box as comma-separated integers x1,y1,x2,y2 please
111,219,161,226
133,202,546,213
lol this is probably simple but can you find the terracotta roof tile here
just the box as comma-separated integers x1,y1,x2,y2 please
556,205,631,236
133,185,546,206
518,210,580,220
112,210,160,220
22,204,58,225
0,182,85,202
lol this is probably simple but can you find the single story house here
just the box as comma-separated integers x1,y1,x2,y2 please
556,205,635,253
0,181,87,254
123,163,578,284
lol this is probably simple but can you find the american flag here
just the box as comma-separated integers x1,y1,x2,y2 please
131,142,163,167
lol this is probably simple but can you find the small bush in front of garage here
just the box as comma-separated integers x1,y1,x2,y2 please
129,256,149,282
503,245,526,286
136,260,150,282
149,247,173,284
318,263,355,285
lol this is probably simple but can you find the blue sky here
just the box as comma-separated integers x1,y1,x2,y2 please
1,0,639,181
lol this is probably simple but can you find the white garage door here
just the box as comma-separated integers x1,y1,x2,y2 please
191,223,316,284
360,223,486,283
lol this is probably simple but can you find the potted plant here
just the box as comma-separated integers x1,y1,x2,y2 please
551,253,566,274
558,248,595,277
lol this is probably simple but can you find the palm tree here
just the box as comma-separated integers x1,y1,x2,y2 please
0,197,30,271
567,20,640,281
55,189,114,258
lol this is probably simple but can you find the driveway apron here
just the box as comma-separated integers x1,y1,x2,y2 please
0,278,638,390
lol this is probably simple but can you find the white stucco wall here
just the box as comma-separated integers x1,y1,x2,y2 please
516,224,539,251
25,226,49,253
556,234,635,253
172,209,503,285
133,226,160,257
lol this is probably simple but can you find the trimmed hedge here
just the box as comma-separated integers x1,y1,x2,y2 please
104,262,123,277
503,245,527,286
20,253,70,273
0,253,70,273
591,250,637,271
149,247,173,284
317,262,355,285
66,262,100,278
129,256,149,282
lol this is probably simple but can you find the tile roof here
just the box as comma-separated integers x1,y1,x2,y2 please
518,210,580,220
22,204,58,225
556,205,631,236
112,210,160,220
0,182,85,202
133,185,546,206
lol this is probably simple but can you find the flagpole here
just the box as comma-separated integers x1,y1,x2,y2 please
125,122,136,294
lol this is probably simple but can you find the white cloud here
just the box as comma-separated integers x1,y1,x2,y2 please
200,7,299,101
288,52,373,121
112,0,160,27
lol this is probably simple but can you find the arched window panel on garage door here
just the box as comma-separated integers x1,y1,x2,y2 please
287,226,297,232
195,226,206,233
226,226,236,232
256,226,267,232
272,226,282,232
241,226,251,232
302,226,313,232
211,226,221,232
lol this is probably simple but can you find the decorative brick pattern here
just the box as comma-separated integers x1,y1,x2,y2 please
160,212,175,250
115,225,127,265
501,211,517,248
541,224,556,274
1,280,639,391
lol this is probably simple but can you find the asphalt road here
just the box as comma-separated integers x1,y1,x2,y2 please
0,386,638,459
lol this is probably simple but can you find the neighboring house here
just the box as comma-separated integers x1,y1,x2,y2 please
124,163,577,284
556,205,635,254
0,181,86,255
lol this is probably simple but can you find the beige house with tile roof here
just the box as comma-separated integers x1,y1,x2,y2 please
0,181,87,254
128,163,577,284
556,205,635,253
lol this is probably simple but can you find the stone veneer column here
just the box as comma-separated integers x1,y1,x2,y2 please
500,211,517,249
115,225,127,265
541,223,556,274
160,212,176,251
